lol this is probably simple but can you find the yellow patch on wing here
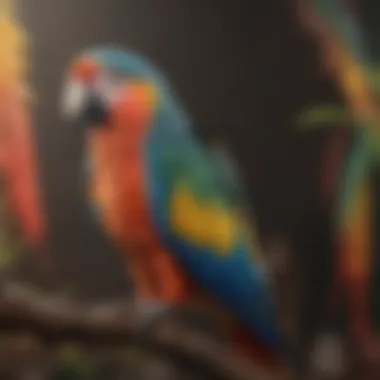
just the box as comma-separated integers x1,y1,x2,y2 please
170,182,240,255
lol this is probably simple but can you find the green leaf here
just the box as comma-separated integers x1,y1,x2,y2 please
296,104,353,131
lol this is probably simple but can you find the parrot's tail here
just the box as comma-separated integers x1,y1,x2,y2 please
232,328,289,375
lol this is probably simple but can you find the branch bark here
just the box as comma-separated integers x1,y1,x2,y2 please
0,281,286,380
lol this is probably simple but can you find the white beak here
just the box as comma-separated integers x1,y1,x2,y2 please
61,79,88,120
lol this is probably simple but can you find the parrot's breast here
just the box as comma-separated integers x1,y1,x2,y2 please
85,129,155,249
85,126,193,303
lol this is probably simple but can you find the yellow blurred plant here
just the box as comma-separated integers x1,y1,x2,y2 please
0,0,29,96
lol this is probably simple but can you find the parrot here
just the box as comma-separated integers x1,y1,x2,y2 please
297,0,380,360
0,0,47,273
60,46,287,370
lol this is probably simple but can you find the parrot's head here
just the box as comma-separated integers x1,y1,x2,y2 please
61,46,187,139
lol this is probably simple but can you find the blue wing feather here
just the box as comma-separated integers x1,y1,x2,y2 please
145,110,284,354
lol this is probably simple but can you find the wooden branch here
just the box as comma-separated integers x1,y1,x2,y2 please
0,282,287,380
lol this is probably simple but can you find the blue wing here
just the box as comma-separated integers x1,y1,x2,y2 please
145,123,284,354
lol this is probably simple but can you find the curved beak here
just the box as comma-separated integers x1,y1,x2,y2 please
62,58,109,126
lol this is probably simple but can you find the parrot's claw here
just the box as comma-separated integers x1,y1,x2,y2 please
133,299,227,344
134,299,172,331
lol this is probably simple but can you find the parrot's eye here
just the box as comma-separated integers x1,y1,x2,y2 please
94,73,123,103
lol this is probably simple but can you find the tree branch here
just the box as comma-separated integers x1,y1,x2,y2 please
0,282,287,380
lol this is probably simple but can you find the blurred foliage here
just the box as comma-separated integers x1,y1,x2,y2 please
0,188,25,274
51,344,93,380
296,104,352,131
0,336,222,380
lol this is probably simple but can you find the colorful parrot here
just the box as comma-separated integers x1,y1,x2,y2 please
0,1,46,272
297,0,380,358
60,46,287,370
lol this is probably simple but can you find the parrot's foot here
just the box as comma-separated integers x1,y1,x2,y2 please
131,248,188,302
131,260,160,300
171,306,227,342
134,299,172,331
133,299,225,343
